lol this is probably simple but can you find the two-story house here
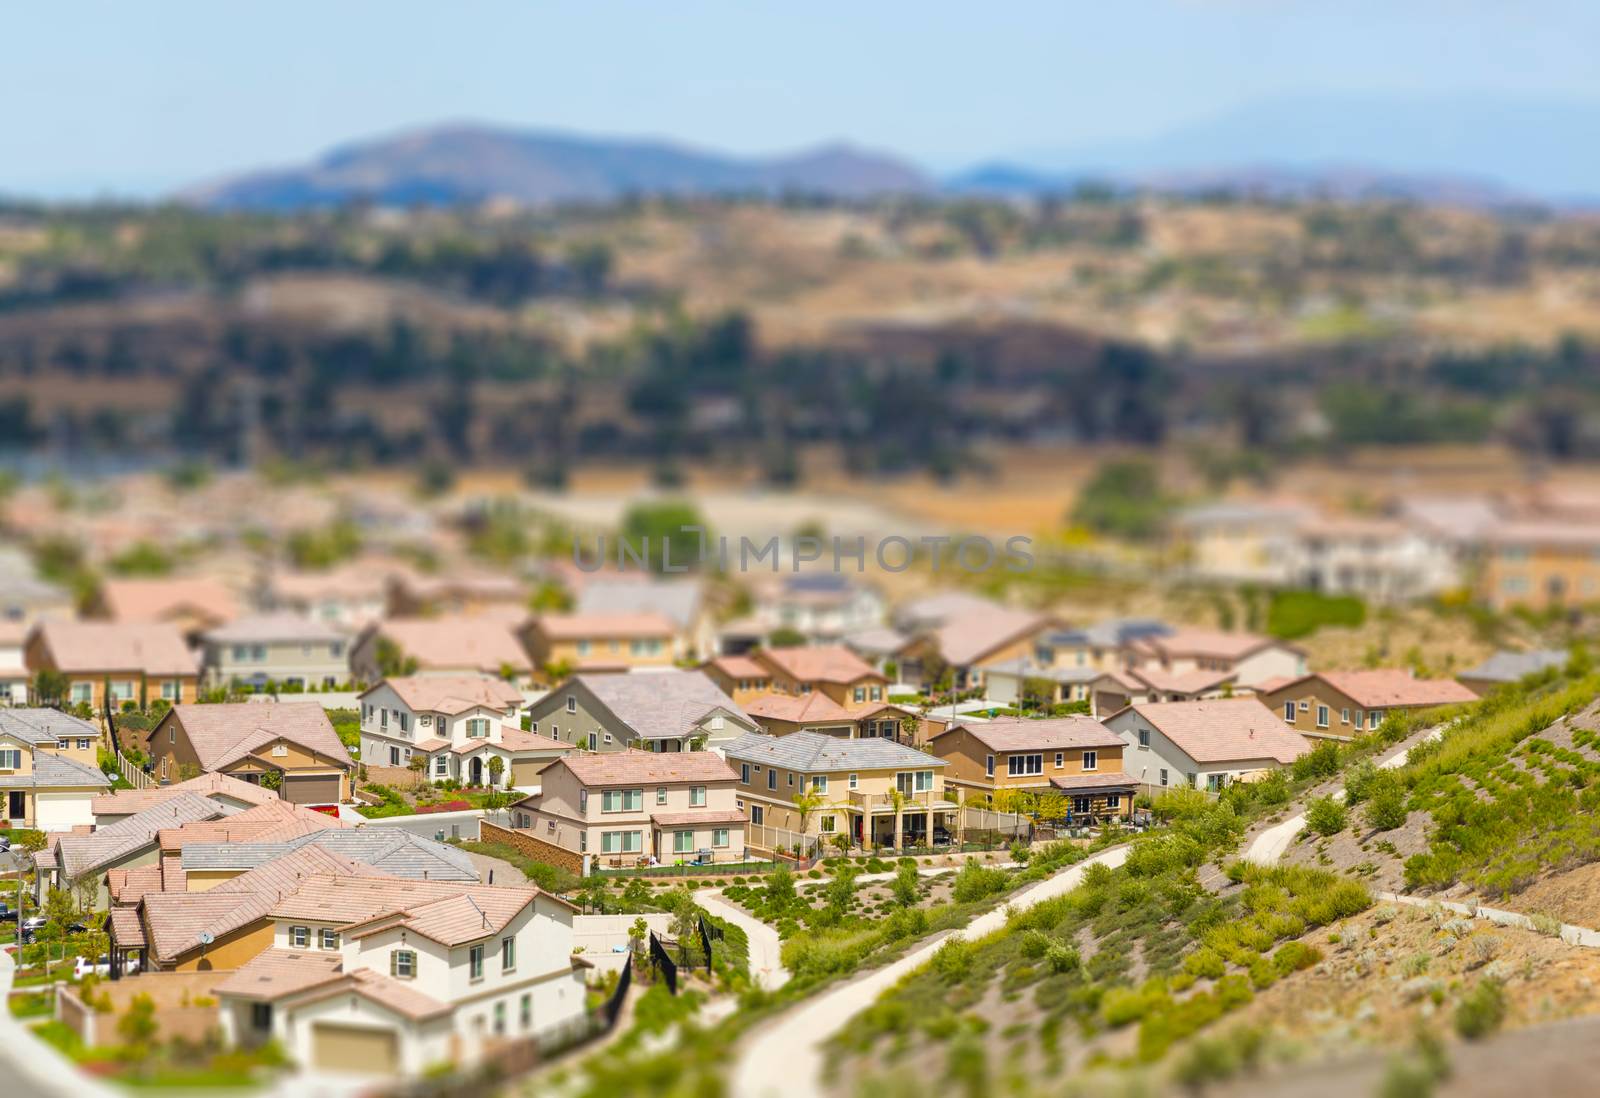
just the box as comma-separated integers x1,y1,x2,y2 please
1479,521,1600,611
573,577,718,662
142,702,353,806
930,716,1134,819
265,561,395,631
199,613,350,692
717,573,886,650
26,620,199,710
358,676,569,788
523,670,756,754
91,576,243,645
1260,669,1477,737
510,750,746,871
0,708,110,830
1102,697,1311,792
215,875,586,1077
722,731,953,851
349,617,534,686
703,646,910,739
894,601,1059,692
519,612,678,680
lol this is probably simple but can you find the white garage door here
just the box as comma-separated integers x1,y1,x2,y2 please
35,792,93,832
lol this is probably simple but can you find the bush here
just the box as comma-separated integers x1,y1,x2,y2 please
1454,979,1506,1040
1268,590,1365,640
1365,785,1408,831
1305,795,1347,836
951,859,1009,903
1343,761,1380,804
1292,741,1342,782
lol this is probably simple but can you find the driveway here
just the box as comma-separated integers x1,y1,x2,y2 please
729,844,1130,1098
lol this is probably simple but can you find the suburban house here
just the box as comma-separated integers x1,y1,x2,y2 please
0,623,36,704
140,702,354,806
264,559,403,630
1030,619,1173,671
718,573,885,650
1260,670,1477,736
40,791,229,907
214,876,586,1077
386,569,528,617
1170,499,1317,587
1085,667,1241,718
722,731,953,850
89,576,243,643
1102,697,1312,791
90,770,280,825
703,645,907,738
1479,522,1600,612
574,577,717,661
358,676,569,788
349,616,534,685
519,612,678,679
930,717,1134,819
839,626,911,676
26,620,199,710
742,693,916,741
523,670,756,754
0,708,111,831
1121,627,1305,689
1458,649,1569,696
199,613,350,692
1286,516,1459,604
895,600,1058,692
510,750,746,870
700,654,776,704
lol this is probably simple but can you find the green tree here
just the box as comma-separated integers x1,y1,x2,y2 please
619,500,708,574
1306,795,1347,836
487,756,506,787
32,668,69,706
1365,785,1408,831
259,769,284,792
376,637,419,678
1068,459,1174,541
43,886,76,963
108,541,173,577
768,626,807,648
117,992,159,1057
791,788,825,835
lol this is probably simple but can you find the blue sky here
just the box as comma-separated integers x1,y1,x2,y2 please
4,1,1598,198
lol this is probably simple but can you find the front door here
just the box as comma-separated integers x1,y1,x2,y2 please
470,756,483,786
7,791,24,821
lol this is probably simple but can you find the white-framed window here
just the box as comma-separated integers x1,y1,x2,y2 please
566,695,577,713
740,763,750,783
601,789,643,812
1283,702,1295,722
71,682,92,704
0,749,20,770
161,680,182,701
1298,701,1310,712
1341,708,1351,725
600,830,642,853
1159,768,1168,786
848,772,858,790
391,950,416,979
290,926,309,947
656,787,668,805
501,936,516,972
320,929,339,950
984,754,994,778
750,805,764,825
819,815,836,833
467,718,491,738
469,944,485,981
1138,727,1150,747
1006,754,1043,777
713,828,730,848
808,777,825,795
853,687,865,703
1082,751,1097,771
435,755,449,776
1054,752,1065,769
767,770,777,790
1316,705,1330,729
1370,710,1386,727
691,785,707,805
674,830,694,853
896,769,934,794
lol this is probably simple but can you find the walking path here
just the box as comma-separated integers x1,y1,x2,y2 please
728,844,1130,1098
694,888,790,991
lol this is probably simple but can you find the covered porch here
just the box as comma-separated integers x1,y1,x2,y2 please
847,790,960,850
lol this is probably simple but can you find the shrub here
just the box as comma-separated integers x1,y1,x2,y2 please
1043,943,1080,975
930,936,976,982
1271,940,1322,975
1305,795,1347,836
1293,741,1342,782
951,859,1009,903
1365,785,1408,831
1124,833,1203,877
1343,761,1380,804
1182,946,1226,980
1454,979,1506,1040
891,861,920,907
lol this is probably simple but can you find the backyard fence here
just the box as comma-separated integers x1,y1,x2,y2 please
649,931,678,995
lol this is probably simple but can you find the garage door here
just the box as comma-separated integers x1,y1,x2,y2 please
281,773,342,806
311,1024,399,1075
35,791,93,832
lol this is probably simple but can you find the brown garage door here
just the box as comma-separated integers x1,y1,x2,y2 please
312,1024,398,1075
281,773,342,806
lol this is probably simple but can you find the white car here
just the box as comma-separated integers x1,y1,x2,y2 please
73,955,111,979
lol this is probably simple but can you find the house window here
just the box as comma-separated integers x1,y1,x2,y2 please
1316,706,1330,729
1082,751,1097,771
687,785,705,805
588,732,598,751
1072,796,1091,814
896,769,934,794
870,686,882,701
289,926,309,947
579,790,588,813
853,687,865,703
576,641,591,656
77,738,90,750
1341,708,1351,725
381,709,389,729
788,773,794,787
808,777,825,795
469,944,485,981
713,828,730,848
1138,728,1150,747
391,950,416,979
1006,754,1043,777
161,680,182,701
601,830,643,853
1283,702,1295,722
741,763,750,783
520,993,532,1029
71,682,92,705
0,749,19,770
767,770,776,790
1054,752,1065,769
435,756,449,777
467,718,490,739
494,1002,506,1036
319,929,339,950
566,695,577,713
819,815,836,833
389,746,400,766
751,805,764,825
251,1002,273,1030
108,681,135,703
848,773,858,790
674,830,694,853
601,789,643,812
984,754,994,778
501,936,516,972
1354,711,1366,730
1370,710,1386,727
1298,701,1309,712
1159,768,1168,787
657,787,668,805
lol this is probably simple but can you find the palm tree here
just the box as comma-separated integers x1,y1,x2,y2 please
791,788,825,838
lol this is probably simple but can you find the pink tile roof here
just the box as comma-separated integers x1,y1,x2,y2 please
1049,772,1140,791
1126,668,1236,695
92,771,280,817
555,748,738,788
1123,698,1310,765
372,617,533,674
371,675,524,715
98,577,242,625
953,716,1123,753
155,799,348,853
212,948,345,1001
756,645,882,685
33,621,197,676
158,702,353,771
706,655,770,680
1294,670,1478,709
1131,627,1281,661
533,612,676,640
650,809,747,827
744,692,857,724
933,607,1054,667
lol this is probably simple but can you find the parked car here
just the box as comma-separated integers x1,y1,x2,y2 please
0,903,17,922
73,955,111,979
0,834,11,852
20,915,47,934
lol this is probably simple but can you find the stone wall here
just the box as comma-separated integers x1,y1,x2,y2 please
481,820,584,875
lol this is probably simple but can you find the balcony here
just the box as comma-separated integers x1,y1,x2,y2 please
846,788,957,813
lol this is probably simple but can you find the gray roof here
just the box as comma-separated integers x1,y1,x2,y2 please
577,670,753,741
1460,649,1568,684
204,613,348,644
0,750,112,790
723,731,945,773
841,626,909,657
181,828,477,882
1043,618,1171,650
55,792,230,879
575,579,703,630
978,660,1103,685
0,708,101,747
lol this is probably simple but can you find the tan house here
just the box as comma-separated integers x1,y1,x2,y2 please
1121,627,1305,689
723,731,953,850
931,717,1134,819
90,576,243,643
510,750,746,870
1479,522,1600,612
349,616,534,685
1087,667,1239,719
386,569,527,617
898,603,1058,692
26,620,199,710
519,612,678,679
701,654,775,704
749,645,889,707
742,693,915,741
141,702,354,806
199,613,351,692
1103,698,1312,791
0,708,111,831
1260,670,1477,736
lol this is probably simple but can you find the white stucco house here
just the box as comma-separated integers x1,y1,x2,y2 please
1101,697,1311,792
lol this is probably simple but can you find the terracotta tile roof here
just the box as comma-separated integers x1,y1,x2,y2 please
202,613,347,644
368,675,523,715
1126,668,1236,695
953,716,1124,753
574,670,753,742
1486,521,1600,549
98,577,241,625
107,905,146,948
1130,627,1279,662
755,645,881,685
92,770,280,817
744,692,857,724
532,612,676,640
933,607,1054,667
106,864,167,905
491,728,570,753
1251,676,1294,695
346,887,539,947
213,948,345,1001
270,561,398,602
157,702,353,771
372,617,533,674
32,621,197,676
1294,670,1479,709
650,809,747,827
706,655,770,679
1121,698,1310,766
155,798,348,852
268,873,568,927
412,736,451,752
1049,772,1140,792
57,792,226,879
554,748,738,788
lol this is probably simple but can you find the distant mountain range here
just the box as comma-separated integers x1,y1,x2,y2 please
180,94,1600,211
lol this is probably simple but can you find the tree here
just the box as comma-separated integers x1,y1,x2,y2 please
619,500,708,574
1068,459,1174,541
376,637,419,678
1306,795,1347,836
543,658,576,685
32,669,68,706
117,992,159,1057
487,756,506,787
259,768,284,792
627,916,649,958
43,886,76,963
891,860,920,906
791,788,825,835
1365,785,1408,831
768,626,807,648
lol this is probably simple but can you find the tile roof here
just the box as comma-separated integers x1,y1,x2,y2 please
1049,772,1141,791
756,645,882,684
346,887,539,947
369,675,524,714
706,655,770,680
155,798,348,852
33,621,197,676
722,731,945,773
158,702,353,771
574,579,704,630
1299,670,1479,709
106,863,167,905
489,727,570,753
933,607,1054,667
270,561,397,602
1044,618,1173,649
575,670,752,741
532,612,677,639
744,692,857,725
976,660,1103,685
372,617,533,674
1119,698,1310,765
91,771,279,818
98,577,242,625
0,750,112,790
1125,668,1237,695
1486,521,1600,549
894,591,1005,630
108,905,146,948
0,707,100,747
650,809,747,827
181,828,478,882
1459,649,1568,685
950,717,1123,753
840,626,910,657
1130,627,1279,662
212,948,346,1001
555,748,738,788
56,792,228,879
202,613,347,644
